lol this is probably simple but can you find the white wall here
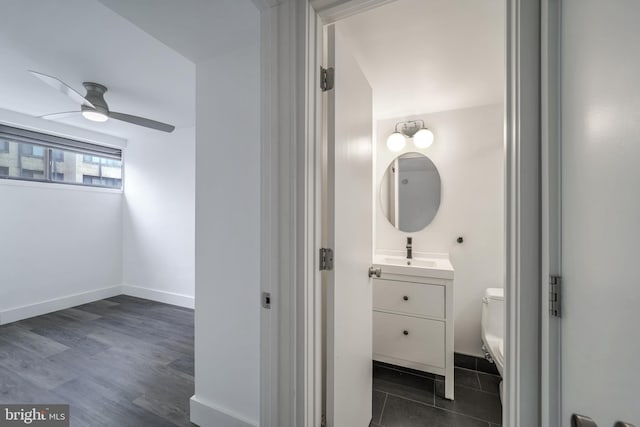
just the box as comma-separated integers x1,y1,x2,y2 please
561,1,640,424
192,9,261,426
374,104,504,357
122,126,195,308
0,109,125,324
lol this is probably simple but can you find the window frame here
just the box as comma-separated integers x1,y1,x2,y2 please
0,125,124,190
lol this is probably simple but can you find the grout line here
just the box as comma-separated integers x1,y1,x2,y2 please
378,392,388,425
454,362,500,377
389,392,500,425
455,366,481,374
374,363,436,380
432,376,436,407
434,378,500,396
433,402,500,425
383,392,435,408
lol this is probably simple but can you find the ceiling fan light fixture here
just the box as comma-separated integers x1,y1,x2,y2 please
81,110,109,122
29,71,175,132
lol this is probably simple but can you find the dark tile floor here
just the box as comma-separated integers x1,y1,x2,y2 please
371,361,502,427
0,296,195,427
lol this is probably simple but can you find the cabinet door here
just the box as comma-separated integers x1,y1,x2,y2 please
373,279,445,318
373,311,445,369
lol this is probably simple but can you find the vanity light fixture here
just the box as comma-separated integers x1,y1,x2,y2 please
386,120,434,151
386,131,406,152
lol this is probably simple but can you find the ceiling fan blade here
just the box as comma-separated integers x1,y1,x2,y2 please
109,111,175,133
39,111,81,120
29,70,95,109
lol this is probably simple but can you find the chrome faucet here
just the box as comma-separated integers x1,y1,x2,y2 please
406,237,413,259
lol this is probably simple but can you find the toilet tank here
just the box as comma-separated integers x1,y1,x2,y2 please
481,287,504,341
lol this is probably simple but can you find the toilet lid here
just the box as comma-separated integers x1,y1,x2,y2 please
485,287,504,301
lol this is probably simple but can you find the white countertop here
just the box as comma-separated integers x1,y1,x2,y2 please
373,250,454,280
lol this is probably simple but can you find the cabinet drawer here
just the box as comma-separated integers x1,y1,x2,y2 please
373,279,444,318
373,311,445,368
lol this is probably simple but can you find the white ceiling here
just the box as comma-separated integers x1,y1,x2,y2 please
337,0,505,119
96,0,258,63
0,0,196,140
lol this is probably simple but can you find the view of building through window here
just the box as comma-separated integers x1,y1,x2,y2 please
0,139,122,189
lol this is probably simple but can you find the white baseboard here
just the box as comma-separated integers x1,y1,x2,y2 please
190,395,257,427
0,285,123,325
121,284,194,309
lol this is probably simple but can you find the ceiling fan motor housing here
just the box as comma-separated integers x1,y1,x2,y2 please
82,82,109,115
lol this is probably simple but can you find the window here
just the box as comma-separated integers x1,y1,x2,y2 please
82,175,122,187
21,169,45,179
83,155,121,169
0,125,123,189
52,150,64,161
20,143,45,157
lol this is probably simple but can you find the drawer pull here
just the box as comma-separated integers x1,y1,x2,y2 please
403,296,409,301
403,330,409,336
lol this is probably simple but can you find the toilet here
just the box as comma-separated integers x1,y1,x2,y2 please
481,287,504,398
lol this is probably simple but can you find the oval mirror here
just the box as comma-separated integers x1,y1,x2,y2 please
380,152,441,232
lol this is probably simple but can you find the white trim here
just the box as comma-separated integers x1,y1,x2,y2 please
260,0,543,425
0,177,123,194
251,0,284,10
120,285,194,309
0,285,195,325
190,395,257,427
302,9,324,427
257,2,300,427
541,0,562,425
0,285,122,325
309,0,397,23
504,0,542,426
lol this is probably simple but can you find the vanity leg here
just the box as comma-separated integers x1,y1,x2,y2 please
445,368,454,400
445,284,455,400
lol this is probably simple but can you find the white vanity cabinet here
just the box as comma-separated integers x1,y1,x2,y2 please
372,271,454,400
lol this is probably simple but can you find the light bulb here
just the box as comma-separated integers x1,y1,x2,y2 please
386,132,406,152
413,128,434,148
82,110,109,122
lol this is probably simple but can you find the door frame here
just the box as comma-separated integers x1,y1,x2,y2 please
541,0,562,425
253,0,544,426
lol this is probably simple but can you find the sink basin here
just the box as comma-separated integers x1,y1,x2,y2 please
373,252,454,280
380,257,436,268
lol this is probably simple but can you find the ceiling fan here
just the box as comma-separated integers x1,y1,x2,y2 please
29,70,175,133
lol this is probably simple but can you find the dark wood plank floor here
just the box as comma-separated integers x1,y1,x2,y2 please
0,295,195,427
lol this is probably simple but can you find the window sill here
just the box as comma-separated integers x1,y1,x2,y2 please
0,177,123,194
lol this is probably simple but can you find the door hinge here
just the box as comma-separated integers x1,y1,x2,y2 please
549,275,561,317
319,248,334,271
320,413,326,427
262,292,271,309
320,66,334,92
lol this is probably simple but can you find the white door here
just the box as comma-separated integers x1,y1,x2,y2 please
559,1,640,425
325,24,374,427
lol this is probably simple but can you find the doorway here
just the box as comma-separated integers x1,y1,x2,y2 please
321,1,505,425
257,0,542,426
